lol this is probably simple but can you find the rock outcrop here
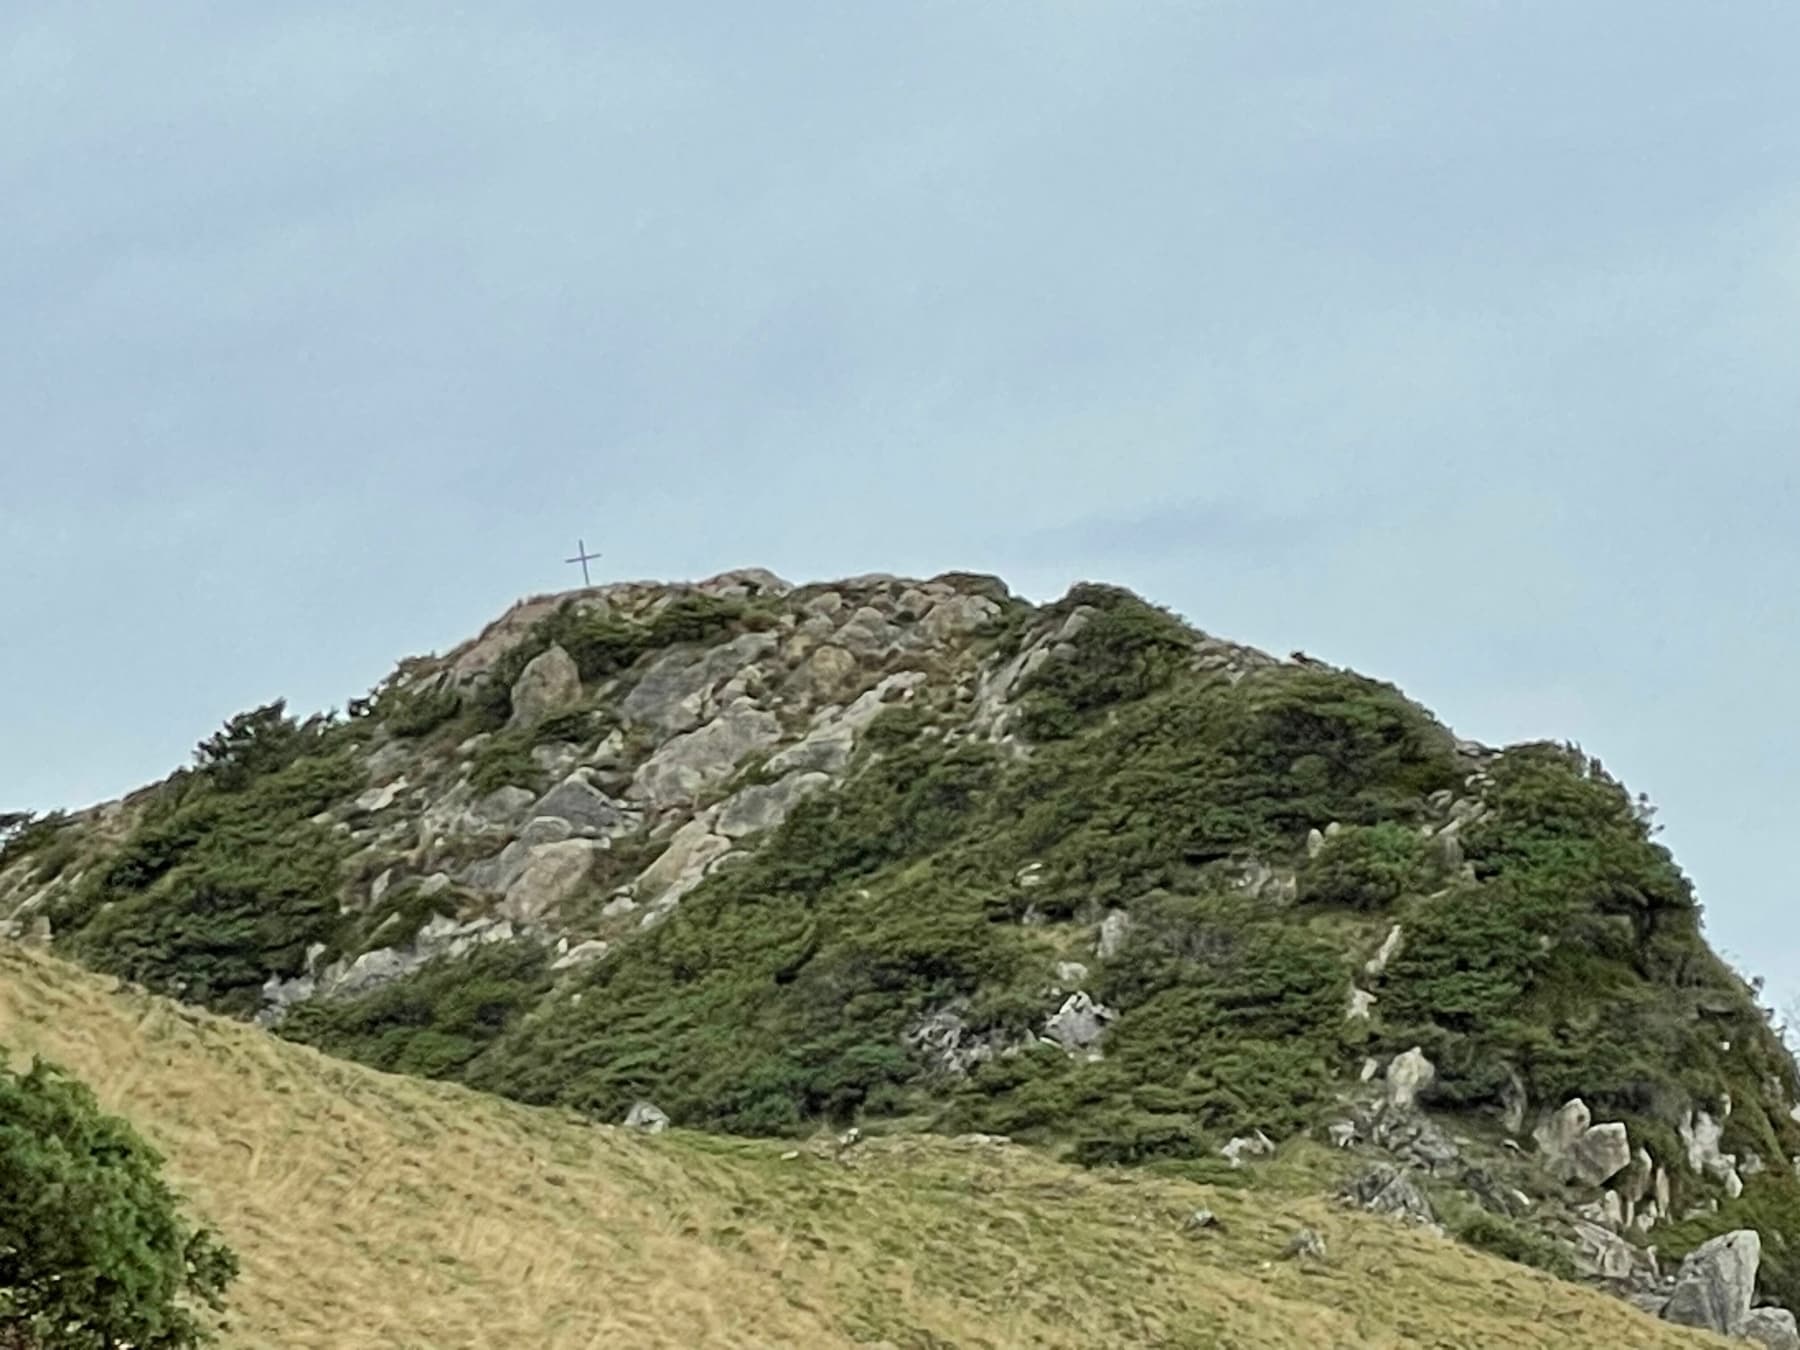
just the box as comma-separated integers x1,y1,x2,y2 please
1661,1229,1760,1336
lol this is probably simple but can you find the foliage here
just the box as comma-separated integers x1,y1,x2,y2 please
1016,590,1193,739
0,1052,236,1347
0,813,69,872
1445,1204,1576,1280
468,733,543,798
1298,822,1434,909
47,708,359,1016
280,943,552,1081
191,700,334,792
379,686,463,739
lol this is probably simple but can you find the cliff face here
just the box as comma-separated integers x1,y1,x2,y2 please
4,567,1798,1319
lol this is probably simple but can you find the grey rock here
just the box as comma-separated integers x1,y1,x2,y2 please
1367,1103,1461,1173
460,840,532,896
469,785,538,827
1327,1120,1358,1149
1681,1106,1733,1174
715,772,832,839
551,939,609,971
1569,1122,1632,1187
1184,1208,1218,1232
634,816,731,906
1043,992,1116,1052
1499,1069,1528,1136
788,644,860,703
1053,961,1090,988
630,704,784,807
501,839,607,922
623,1101,670,1134
508,644,582,728
903,1005,1027,1076
353,777,408,815
517,816,574,848
1571,1219,1638,1281
530,741,582,777
619,631,780,737
1220,1131,1276,1167
1386,1047,1435,1110
919,594,1001,642
835,606,900,655
1346,986,1377,1021
766,724,856,776
1306,827,1326,859
1364,924,1404,979
532,776,636,838
1095,908,1133,959
370,868,395,906
1282,1228,1327,1262
1622,1146,1655,1205
1662,1229,1761,1336
1340,1163,1435,1223
1745,1308,1800,1350
1534,1100,1631,1186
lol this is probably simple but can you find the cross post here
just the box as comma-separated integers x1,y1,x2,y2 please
565,538,602,586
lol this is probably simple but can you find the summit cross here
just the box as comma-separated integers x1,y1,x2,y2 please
565,538,602,586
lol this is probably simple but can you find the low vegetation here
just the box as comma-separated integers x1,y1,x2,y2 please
0,944,1732,1349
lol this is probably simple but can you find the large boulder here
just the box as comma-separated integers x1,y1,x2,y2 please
1533,1099,1632,1185
629,704,784,807
618,632,780,737
500,839,606,922
1042,992,1116,1052
634,815,732,906
508,645,582,727
715,772,832,839
531,776,637,839
1745,1308,1800,1350
1661,1229,1761,1336
1386,1048,1435,1110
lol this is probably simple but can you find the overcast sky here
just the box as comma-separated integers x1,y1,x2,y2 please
2,4,1796,1004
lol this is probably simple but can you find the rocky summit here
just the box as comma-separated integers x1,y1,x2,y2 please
4,567,1799,1342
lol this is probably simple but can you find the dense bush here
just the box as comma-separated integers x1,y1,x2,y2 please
0,1053,237,1347
1016,590,1193,739
48,708,359,1016
468,733,543,797
281,943,552,1080
1298,823,1434,909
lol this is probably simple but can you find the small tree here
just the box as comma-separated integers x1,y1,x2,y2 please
0,1053,236,1347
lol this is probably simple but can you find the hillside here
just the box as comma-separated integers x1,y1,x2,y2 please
0,941,1737,1348
4,568,1798,1338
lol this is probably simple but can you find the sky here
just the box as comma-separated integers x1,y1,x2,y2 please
2,4,1796,1005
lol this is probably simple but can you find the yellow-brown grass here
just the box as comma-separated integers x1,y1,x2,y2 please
0,943,1728,1349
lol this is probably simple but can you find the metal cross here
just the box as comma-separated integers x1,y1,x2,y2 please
565,538,602,586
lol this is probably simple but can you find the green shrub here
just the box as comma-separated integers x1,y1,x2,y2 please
0,1052,237,1346
1017,589,1193,739
1448,1205,1576,1279
0,811,69,871
468,733,543,797
47,708,360,1016
380,686,463,739
1298,823,1433,909
281,943,553,1081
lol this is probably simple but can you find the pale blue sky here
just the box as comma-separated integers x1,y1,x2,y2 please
2,4,1796,1003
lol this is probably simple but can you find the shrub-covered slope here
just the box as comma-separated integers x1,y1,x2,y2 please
4,568,1796,1314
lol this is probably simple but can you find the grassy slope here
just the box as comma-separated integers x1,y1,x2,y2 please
0,944,1727,1350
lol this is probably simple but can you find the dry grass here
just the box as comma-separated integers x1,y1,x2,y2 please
0,943,1729,1349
